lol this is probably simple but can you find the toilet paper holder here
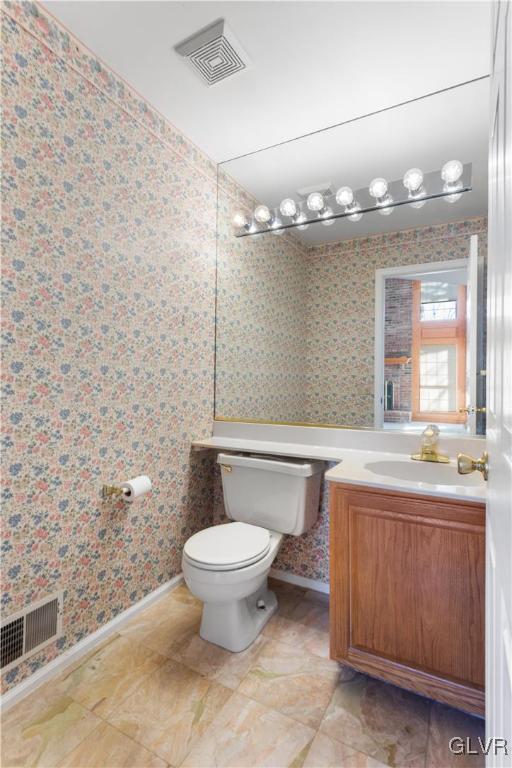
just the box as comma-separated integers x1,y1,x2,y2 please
101,484,125,500
101,475,152,502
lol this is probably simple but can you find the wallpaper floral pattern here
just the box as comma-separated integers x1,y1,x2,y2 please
216,217,488,428
303,218,487,425
215,173,309,422
1,2,217,693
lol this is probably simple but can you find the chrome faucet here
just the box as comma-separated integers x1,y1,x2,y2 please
411,424,450,463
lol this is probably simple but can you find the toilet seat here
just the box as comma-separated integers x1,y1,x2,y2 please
183,522,271,571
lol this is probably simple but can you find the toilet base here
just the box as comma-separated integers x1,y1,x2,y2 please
199,582,278,653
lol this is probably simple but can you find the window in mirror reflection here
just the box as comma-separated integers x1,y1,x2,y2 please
419,345,457,413
412,279,466,424
382,261,481,433
420,282,458,321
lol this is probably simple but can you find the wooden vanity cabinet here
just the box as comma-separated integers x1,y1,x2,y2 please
329,483,485,716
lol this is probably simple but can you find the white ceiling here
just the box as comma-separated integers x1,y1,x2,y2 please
224,77,489,243
43,1,491,163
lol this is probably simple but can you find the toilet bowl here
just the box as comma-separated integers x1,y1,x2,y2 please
182,453,325,652
183,523,283,652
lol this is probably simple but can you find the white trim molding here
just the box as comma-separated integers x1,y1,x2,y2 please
270,568,329,594
0,574,183,713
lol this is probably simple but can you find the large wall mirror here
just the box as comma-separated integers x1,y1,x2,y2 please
215,78,488,435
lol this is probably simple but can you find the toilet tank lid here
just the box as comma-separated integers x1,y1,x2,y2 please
217,453,325,477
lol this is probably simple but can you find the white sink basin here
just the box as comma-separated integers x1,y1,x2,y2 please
325,450,486,502
364,459,483,487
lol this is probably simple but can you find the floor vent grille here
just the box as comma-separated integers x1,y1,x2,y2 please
1,592,63,672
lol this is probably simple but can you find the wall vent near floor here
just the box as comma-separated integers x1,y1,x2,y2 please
175,19,249,86
1,592,63,672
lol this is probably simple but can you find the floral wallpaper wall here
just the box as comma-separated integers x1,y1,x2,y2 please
302,218,488,426
216,216,487,430
215,174,309,422
1,2,217,692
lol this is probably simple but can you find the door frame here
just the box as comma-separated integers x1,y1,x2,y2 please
374,258,469,429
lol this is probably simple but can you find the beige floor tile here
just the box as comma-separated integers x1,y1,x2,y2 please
320,672,430,767
60,634,166,717
55,721,166,768
263,614,330,659
288,596,330,633
57,633,122,678
167,582,202,608
1,685,101,768
106,659,231,766
122,600,201,658
426,702,485,768
171,630,268,690
238,638,340,729
303,589,330,606
268,578,306,618
120,591,196,642
304,732,388,768
181,691,315,768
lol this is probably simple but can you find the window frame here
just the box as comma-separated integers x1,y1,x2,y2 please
411,280,467,424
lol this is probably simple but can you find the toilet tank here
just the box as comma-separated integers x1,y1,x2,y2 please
217,453,325,536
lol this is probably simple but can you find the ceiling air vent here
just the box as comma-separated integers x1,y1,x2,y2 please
175,19,249,86
1,592,63,672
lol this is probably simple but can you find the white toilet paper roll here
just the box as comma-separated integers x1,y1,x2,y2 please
121,475,152,503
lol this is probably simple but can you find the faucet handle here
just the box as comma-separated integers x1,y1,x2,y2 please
422,424,440,444
457,452,489,481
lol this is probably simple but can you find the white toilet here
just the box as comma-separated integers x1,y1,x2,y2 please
182,453,325,652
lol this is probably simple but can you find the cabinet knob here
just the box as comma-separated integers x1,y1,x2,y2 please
457,452,489,481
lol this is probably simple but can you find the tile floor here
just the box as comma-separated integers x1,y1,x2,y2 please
1,579,485,768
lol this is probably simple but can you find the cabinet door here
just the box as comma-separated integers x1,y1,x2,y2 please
330,484,485,713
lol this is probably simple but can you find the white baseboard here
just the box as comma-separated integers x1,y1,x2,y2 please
269,568,329,595
0,574,183,713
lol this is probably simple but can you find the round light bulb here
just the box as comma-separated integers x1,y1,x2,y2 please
369,177,388,199
377,196,394,215
307,192,325,212
409,197,426,209
443,180,463,203
335,186,354,207
320,207,334,225
296,213,309,231
441,160,463,184
271,217,284,234
279,198,297,218
403,168,424,192
232,212,248,229
254,204,272,224
347,204,362,222
444,190,462,204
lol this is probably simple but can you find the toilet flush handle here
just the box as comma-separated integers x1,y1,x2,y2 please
220,464,233,473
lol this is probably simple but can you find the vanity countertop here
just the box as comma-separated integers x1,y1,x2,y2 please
325,450,486,503
192,435,349,462
193,426,487,504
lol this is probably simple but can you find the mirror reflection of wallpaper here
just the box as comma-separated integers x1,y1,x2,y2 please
216,171,309,422
215,176,487,426
302,219,487,425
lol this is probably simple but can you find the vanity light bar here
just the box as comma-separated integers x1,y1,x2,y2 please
232,161,471,237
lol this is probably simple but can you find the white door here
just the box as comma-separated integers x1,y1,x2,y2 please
466,234,479,435
486,2,512,765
